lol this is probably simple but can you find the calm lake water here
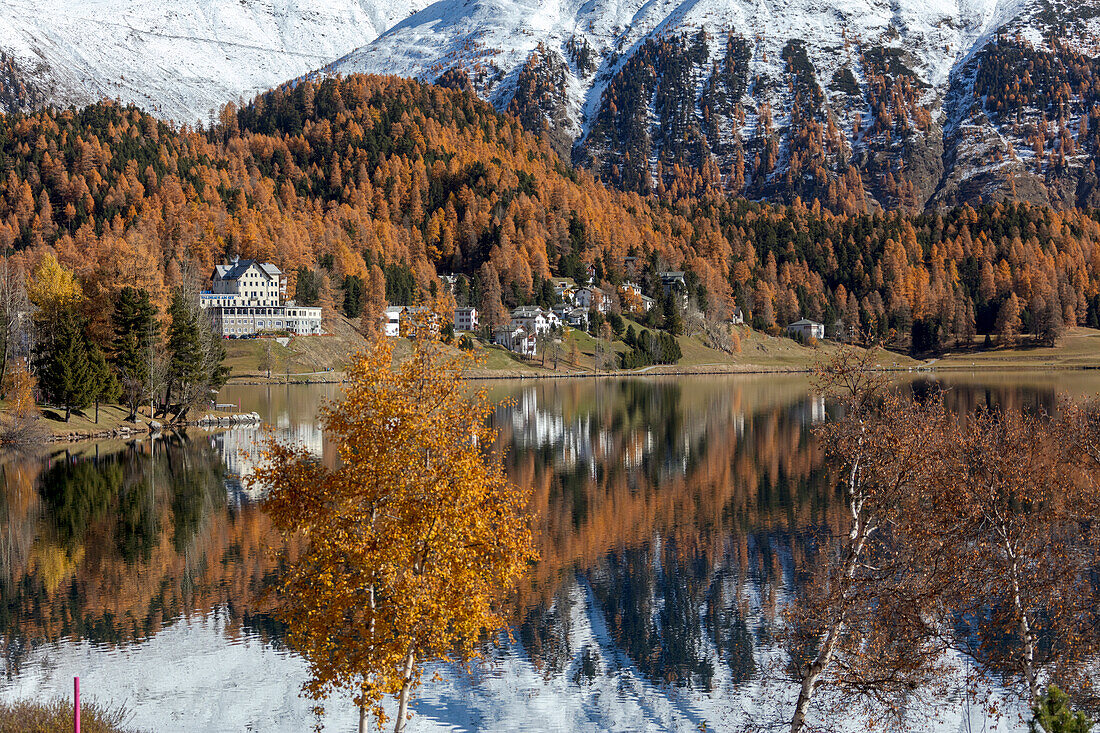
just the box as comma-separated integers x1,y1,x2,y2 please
0,373,1094,732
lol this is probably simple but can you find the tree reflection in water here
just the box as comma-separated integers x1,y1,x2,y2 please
0,375,1078,706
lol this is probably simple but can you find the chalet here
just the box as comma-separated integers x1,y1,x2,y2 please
493,325,537,357
552,279,574,301
787,318,825,341
551,302,573,323
576,286,611,314
511,306,551,335
383,306,441,338
383,306,405,337
659,271,687,302
565,307,590,329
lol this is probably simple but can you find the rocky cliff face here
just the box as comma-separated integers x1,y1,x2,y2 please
325,0,1100,210
6,0,1100,211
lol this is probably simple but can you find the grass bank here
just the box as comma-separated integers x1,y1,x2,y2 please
927,327,1100,370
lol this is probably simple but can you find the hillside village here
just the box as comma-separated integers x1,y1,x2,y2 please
193,255,845,372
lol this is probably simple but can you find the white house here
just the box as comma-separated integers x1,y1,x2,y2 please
787,318,825,341
383,306,440,338
565,307,589,329
493,325,537,357
511,306,550,335
455,307,479,332
576,287,610,314
383,306,406,337
200,258,322,337
728,307,745,325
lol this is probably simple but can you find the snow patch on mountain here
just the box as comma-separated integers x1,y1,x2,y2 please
0,0,427,124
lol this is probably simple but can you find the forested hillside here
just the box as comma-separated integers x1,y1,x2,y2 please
0,74,1099,352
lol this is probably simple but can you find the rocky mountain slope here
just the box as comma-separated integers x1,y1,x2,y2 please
3,0,1100,211
324,0,1100,211
0,0,425,125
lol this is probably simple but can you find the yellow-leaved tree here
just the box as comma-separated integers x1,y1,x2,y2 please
26,253,82,311
255,333,536,733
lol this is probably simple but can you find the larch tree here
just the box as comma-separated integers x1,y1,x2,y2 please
0,258,29,396
256,333,536,733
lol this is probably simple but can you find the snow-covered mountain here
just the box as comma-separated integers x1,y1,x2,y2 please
0,0,426,125
3,0,1099,209
323,0,1100,210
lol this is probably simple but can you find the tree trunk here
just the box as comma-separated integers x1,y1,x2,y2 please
791,440,869,733
65,404,71,422
1005,537,1038,703
359,700,368,733
95,398,99,424
392,650,416,733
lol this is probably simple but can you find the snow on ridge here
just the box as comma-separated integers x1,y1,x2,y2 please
0,0,429,125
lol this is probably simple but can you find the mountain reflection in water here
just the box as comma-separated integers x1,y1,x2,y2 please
0,374,1081,731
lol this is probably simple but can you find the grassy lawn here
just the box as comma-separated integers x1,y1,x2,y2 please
224,314,368,380
930,327,1100,369
38,402,147,436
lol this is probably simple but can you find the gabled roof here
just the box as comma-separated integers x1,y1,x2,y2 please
215,259,282,281
512,306,545,317
788,318,823,327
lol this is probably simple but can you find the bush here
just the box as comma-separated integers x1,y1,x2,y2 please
0,699,143,733
1029,685,1094,733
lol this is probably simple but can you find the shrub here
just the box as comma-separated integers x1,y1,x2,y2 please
0,699,143,733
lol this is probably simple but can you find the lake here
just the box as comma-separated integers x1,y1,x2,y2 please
0,372,1092,732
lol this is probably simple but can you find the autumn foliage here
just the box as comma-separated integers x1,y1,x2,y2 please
257,334,536,731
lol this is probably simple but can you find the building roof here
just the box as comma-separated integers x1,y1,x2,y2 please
788,319,823,327
512,306,545,317
659,271,685,279
455,306,477,313
215,259,282,281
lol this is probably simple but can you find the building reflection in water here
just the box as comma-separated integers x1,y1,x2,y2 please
0,375,1077,724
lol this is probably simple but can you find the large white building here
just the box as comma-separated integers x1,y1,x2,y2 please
200,258,323,337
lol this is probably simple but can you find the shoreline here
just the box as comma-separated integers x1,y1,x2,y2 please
224,362,1100,385
43,411,261,444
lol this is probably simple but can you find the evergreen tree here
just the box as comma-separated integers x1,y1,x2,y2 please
342,275,365,318
34,305,92,422
1030,686,1093,733
112,287,158,421
294,267,321,306
165,289,205,418
661,294,683,336
86,341,119,424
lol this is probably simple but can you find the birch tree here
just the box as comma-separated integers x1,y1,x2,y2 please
786,348,950,733
256,333,536,732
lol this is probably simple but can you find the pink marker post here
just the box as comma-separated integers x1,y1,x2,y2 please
74,676,80,733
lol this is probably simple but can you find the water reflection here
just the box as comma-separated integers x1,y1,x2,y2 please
0,373,1093,730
